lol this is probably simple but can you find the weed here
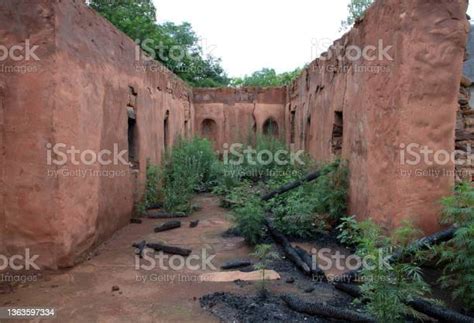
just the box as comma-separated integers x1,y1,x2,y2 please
252,244,279,298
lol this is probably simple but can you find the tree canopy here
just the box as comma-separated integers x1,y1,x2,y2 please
89,0,301,88
230,68,301,87
89,0,229,87
341,0,374,30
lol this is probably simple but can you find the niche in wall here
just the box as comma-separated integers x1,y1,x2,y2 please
201,118,218,143
332,111,343,156
164,110,170,151
262,118,279,137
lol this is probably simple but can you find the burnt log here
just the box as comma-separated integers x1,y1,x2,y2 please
281,294,375,323
335,283,474,323
147,209,188,219
294,245,327,282
388,226,458,263
407,299,474,323
265,219,311,275
132,240,147,258
154,220,181,233
261,170,321,201
146,243,192,257
221,260,253,270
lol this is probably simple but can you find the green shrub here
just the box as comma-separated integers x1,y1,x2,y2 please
353,220,430,322
336,215,359,246
233,196,266,245
137,161,161,215
266,159,349,238
161,137,219,213
437,182,474,310
311,159,349,222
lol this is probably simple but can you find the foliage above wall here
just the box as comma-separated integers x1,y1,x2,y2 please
89,0,230,87
230,68,301,87
341,0,374,30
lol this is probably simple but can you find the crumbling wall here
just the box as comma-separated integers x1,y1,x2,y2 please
288,0,469,234
193,87,286,151
457,75,474,181
0,0,194,268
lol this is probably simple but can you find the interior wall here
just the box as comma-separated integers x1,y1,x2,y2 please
193,87,286,152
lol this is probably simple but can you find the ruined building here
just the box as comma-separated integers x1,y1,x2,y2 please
0,0,472,268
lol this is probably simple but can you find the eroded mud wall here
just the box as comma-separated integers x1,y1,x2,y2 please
288,0,469,233
0,0,194,268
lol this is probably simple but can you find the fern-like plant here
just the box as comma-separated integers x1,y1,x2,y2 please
437,182,474,310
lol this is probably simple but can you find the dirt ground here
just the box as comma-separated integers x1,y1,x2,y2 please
0,194,355,322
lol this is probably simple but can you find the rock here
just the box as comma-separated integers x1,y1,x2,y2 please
304,286,315,293
112,285,120,292
190,220,199,228
130,218,142,224
285,277,295,284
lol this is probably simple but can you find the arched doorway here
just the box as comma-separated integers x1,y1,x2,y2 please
262,118,279,137
201,118,218,143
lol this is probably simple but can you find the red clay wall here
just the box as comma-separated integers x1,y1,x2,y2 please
287,0,469,234
0,0,194,268
193,87,286,151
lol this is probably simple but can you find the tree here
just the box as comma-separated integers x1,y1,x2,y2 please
341,0,374,30
230,68,301,87
89,0,229,87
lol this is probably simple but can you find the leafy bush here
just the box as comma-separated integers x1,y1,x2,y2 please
161,137,219,213
437,182,474,310
336,215,359,246
266,159,349,238
136,161,161,215
352,219,430,322
233,196,266,245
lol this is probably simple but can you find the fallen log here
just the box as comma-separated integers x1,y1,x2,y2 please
294,245,327,282
146,242,192,257
264,219,311,275
334,283,474,323
221,260,253,270
407,299,474,323
388,226,458,263
132,240,147,258
147,209,188,219
281,294,375,322
154,220,181,233
261,170,321,201
334,226,458,283
147,202,163,210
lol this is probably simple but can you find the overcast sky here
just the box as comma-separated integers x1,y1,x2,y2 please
154,0,474,78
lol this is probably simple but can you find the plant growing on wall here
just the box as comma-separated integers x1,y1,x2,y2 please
341,0,374,30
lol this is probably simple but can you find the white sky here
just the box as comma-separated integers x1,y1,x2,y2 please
154,0,474,78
